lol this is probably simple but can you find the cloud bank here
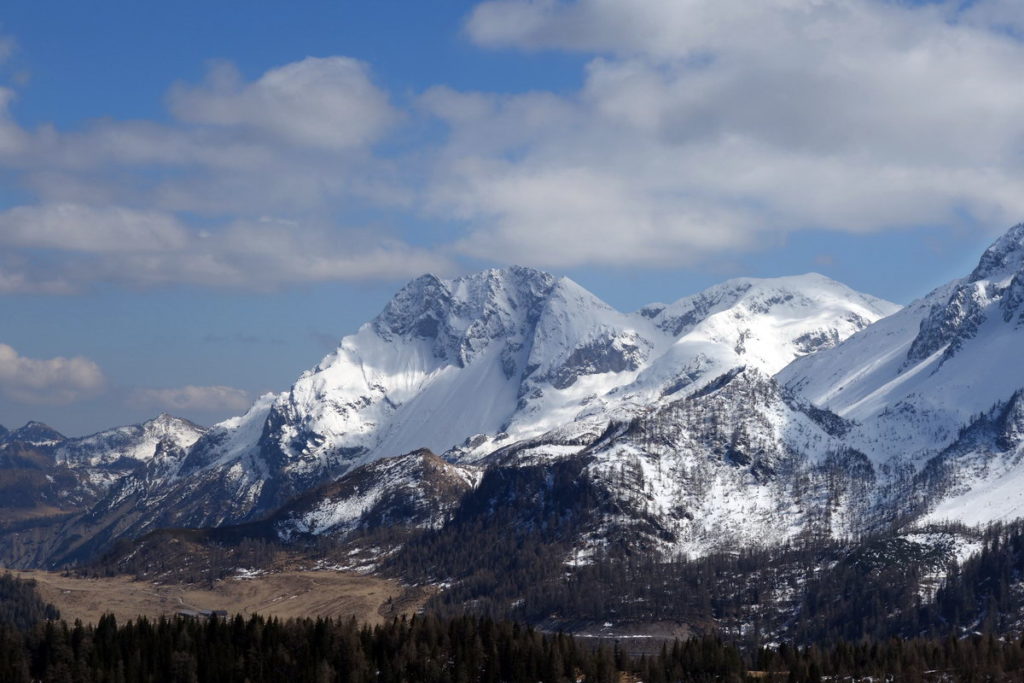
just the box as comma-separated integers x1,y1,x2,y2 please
443,0,1024,265
0,344,105,405
2,1,1024,286
0,56,447,292
133,385,252,413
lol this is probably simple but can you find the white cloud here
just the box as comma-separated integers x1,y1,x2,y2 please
133,385,252,413
0,203,189,252
0,344,105,405
437,159,752,267
0,58,406,215
428,0,1024,266
5,9,1024,280
0,53,445,290
168,57,398,151
0,206,452,291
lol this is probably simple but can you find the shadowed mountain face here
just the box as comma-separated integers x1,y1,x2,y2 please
0,423,82,521
0,415,204,519
271,449,481,542
0,416,205,566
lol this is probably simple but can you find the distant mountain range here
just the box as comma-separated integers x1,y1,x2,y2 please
7,224,1024,575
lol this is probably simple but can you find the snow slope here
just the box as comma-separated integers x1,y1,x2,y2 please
779,224,1024,529
54,413,205,468
781,223,1024,464
455,272,897,462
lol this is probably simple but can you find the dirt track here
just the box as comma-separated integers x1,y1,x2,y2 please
17,570,430,626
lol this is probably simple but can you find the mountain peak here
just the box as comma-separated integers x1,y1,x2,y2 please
372,266,558,342
899,224,1024,367
9,421,65,445
367,266,561,369
651,273,898,340
145,412,202,430
716,272,881,299
446,265,558,301
969,223,1024,283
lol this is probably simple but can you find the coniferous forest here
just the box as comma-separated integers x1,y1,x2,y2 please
4,566,1024,681
6,605,1024,681
23,515,1024,681
71,517,1024,680
385,516,1024,647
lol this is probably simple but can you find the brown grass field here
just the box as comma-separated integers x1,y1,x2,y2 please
15,570,431,626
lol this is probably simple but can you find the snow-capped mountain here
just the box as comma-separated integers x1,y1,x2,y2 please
462,273,898,463
780,223,1024,526
18,224,1024,595
0,415,204,563
0,415,205,468
781,225,1024,457
1,422,66,450
89,267,893,539
262,269,893,472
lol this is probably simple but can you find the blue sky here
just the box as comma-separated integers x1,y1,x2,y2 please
0,0,1021,435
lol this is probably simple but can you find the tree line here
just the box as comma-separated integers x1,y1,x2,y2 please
8,568,1024,680
0,611,744,683
5,611,1024,681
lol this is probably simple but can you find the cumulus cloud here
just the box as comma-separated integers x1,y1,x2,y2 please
430,0,1024,266
5,7,1024,281
0,344,105,405
17,56,407,217
0,55,435,291
0,203,189,252
133,385,252,413
0,207,451,291
169,57,398,151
